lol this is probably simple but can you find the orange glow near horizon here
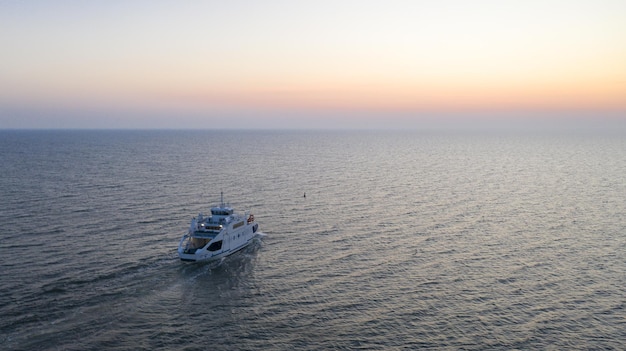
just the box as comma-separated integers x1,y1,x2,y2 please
156,69,626,114
8,43,624,116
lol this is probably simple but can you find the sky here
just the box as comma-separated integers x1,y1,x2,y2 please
1,0,625,129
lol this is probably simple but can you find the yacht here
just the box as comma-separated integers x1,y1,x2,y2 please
178,193,259,262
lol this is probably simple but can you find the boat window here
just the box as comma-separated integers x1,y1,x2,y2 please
207,240,222,251
211,209,234,216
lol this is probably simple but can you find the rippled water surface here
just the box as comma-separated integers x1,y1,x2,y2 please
1,130,625,350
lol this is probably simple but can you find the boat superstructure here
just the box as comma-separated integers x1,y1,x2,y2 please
178,193,258,262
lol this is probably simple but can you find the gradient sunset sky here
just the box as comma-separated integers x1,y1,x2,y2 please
1,0,625,129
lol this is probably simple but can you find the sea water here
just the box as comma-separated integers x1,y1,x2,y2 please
1,129,624,350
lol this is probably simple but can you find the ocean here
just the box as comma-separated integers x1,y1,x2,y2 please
1,129,624,350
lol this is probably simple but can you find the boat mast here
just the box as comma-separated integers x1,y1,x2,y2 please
220,191,224,207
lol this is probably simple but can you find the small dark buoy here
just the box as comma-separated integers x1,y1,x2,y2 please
303,192,306,198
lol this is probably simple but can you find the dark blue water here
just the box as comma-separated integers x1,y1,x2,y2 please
1,129,625,350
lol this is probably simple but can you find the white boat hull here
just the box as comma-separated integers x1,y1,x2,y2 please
178,222,258,262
